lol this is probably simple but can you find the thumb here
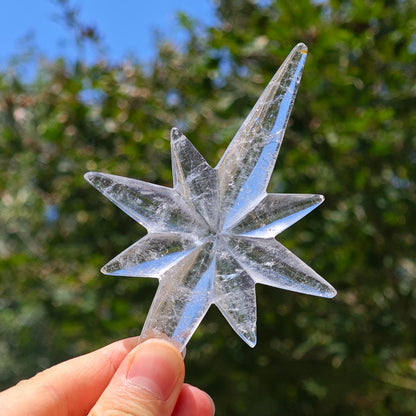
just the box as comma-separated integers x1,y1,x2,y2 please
89,339,184,416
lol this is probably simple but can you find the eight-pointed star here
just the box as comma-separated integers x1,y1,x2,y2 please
85,43,336,351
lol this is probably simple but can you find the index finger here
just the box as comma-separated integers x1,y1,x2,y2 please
0,337,138,416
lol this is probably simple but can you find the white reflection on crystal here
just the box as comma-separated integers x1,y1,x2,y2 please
85,43,336,351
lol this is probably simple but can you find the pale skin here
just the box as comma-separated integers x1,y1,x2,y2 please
0,338,215,416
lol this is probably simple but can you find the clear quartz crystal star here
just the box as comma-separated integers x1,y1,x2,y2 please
85,43,336,352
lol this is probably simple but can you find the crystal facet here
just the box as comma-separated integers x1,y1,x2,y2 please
85,43,336,351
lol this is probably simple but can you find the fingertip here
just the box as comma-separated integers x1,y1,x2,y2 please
198,388,215,416
137,337,183,358
91,338,185,415
173,384,215,416
107,336,140,354
126,338,185,401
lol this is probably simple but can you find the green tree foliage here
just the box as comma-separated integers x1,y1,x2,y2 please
1,0,416,414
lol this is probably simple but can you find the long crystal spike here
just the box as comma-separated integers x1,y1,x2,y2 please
216,43,308,230
140,241,215,351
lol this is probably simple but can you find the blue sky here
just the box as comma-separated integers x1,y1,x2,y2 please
0,0,216,66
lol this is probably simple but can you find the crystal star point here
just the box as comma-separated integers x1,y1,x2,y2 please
85,43,336,352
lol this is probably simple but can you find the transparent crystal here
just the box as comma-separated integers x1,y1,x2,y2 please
85,43,336,352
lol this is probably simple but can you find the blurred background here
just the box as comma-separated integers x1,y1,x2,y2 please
1,0,415,414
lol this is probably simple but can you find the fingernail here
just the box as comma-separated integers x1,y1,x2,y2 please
209,395,216,415
127,340,182,401
201,390,216,415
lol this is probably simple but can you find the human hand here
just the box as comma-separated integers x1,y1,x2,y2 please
0,337,214,416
